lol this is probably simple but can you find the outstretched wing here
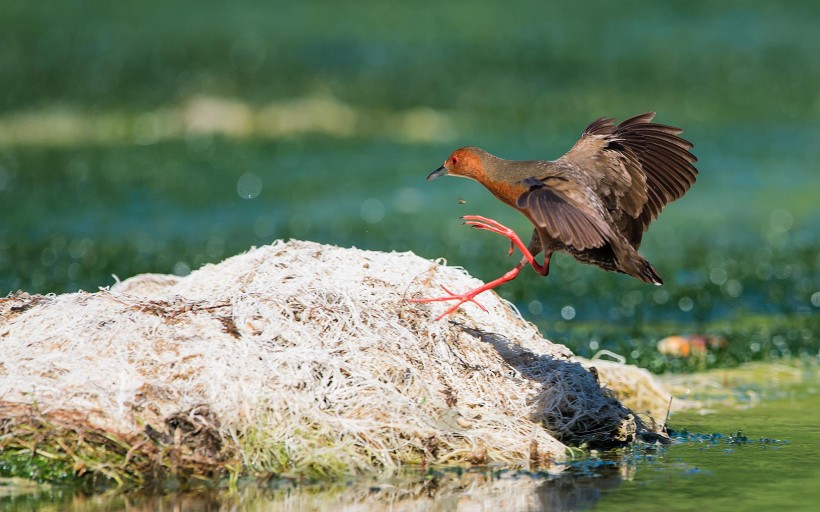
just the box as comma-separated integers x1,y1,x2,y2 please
516,177,614,251
554,112,698,247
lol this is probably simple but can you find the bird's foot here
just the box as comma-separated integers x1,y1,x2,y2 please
461,215,547,275
410,285,489,321
411,265,523,320
462,215,522,256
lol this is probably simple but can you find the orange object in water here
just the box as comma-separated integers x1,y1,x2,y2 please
657,335,727,358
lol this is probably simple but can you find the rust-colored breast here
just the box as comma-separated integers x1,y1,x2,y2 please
481,179,529,211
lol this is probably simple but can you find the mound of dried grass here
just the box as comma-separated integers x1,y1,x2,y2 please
0,240,665,485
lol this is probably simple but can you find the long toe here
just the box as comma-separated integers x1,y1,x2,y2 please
462,215,511,232
409,286,487,318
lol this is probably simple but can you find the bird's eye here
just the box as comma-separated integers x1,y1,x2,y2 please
451,156,459,166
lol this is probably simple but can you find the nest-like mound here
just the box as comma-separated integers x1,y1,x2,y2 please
0,240,662,485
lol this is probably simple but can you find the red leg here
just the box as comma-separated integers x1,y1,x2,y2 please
462,215,549,276
411,215,553,320
411,261,525,320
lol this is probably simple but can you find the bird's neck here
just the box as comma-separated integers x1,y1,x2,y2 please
479,152,553,184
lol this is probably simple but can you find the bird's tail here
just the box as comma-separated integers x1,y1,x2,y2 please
630,253,663,286
637,258,664,285
617,245,664,285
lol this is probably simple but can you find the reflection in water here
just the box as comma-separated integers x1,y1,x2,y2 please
534,469,623,511
0,463,628,512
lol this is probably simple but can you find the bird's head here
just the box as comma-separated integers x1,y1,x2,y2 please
427,147,486,182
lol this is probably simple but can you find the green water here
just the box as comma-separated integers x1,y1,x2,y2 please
604,390,820,511
1,1,819,509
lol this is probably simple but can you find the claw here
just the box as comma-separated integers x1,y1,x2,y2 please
410,284,488,320
462,215,546,273
466,220,517,257
410,263,525,320
440,285,487,312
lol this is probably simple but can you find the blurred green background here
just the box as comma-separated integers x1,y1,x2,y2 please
1,1,817,371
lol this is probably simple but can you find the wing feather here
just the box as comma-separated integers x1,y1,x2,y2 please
517,181,612,251
553,112,698,247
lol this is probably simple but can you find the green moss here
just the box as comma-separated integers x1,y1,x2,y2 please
0,408,230,490
0,451,75,483
238,423,381,480
0,423,143,489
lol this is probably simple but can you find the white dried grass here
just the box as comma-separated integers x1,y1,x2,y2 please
0,239,653,476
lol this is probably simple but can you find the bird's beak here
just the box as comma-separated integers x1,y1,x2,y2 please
426,166,448,181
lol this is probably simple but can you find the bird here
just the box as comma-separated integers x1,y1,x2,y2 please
412,112,698,320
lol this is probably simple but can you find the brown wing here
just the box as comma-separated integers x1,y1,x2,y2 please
516,177,614,251
555,112,698,247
